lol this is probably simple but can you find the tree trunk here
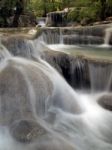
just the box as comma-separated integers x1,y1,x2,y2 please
12,14,20,27
12,0,24,27
100,0,106,20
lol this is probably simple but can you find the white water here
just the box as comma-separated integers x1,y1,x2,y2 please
104,28,112,45
0,33,112,150
89,64,112,91
41,27,112,51
101,27,112,48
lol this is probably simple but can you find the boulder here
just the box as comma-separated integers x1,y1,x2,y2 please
98,94,112,111
0,58,53,126
10,119,47,143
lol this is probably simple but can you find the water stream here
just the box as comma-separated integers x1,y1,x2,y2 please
104,27,112,46
0,28,112,150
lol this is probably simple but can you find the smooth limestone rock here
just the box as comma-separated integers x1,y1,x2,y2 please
2,37,34,58
98,94,112,111
10,119,76,150
42,24,112,45
43,50,112,91
43,50,90,89
1,28,42,58
0,58,53,126
10,119,47,143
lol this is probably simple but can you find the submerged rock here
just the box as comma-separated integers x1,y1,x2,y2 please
10,119,47,143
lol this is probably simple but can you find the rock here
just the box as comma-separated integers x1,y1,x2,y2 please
46,11,67,27
81,18,91,26
8,14,36,27
43,51,90,90
98,94,112,111
43,50,112,91
106,16,112,21
2,29,42,58
0,58,53,126
30,138,75,150
10,119,47,143
41,25,110,45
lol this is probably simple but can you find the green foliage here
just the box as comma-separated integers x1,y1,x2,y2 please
79,6,99,21
67,8,80,22
67,3,100,23
106,0,112,16
0,0,112,24
73,0,92,7
27,0,62,16
0,0,17,9
2,0,110,20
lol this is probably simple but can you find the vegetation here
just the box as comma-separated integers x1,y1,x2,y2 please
0,0,112,27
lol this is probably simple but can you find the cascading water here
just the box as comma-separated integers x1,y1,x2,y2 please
103,27,112,47
41,27,105,49
89,63,112,91
0,29,112,150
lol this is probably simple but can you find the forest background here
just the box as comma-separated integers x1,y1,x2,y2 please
0,0,112,27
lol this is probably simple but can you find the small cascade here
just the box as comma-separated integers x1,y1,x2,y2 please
70,58,90,89
2,37,43,59
41,27,104,47
42,28,60,44
103,27,112,46
59,28,64,44
89,63,112,92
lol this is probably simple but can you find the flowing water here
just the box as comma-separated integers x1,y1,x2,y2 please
103,27,112,47
0,27,112,150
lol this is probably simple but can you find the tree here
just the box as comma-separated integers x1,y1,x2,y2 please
99,0,106,20
12,0,24,27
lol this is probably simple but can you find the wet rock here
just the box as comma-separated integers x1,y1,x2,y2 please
43,50,112,91
0,58,53,125
63,34,103,45
10,119,47,143
43,51,90,90
41,24,112,45
2,37,34,58
31,138,75,150
1,29,42,58
81,18,91,26
46,11,67,27
98,94,112,111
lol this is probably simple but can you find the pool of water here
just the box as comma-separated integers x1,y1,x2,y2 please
48,44,112,61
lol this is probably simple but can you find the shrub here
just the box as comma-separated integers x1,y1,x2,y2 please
67,8,81,22
67,4,100,24
79,6,99,22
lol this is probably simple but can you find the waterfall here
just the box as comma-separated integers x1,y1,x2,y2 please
41,27,104,47
104,27,112,46
89,63,112,92
59,28,64,44
0,32,112,150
